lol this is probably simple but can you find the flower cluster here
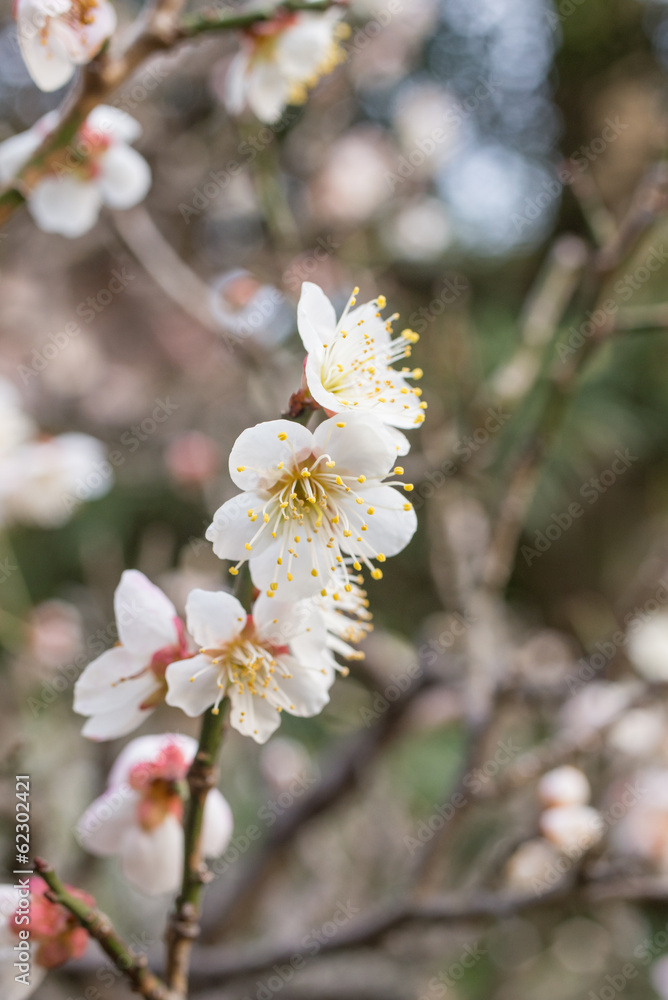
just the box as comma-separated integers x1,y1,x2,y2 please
68,280,423,903
0,377,110,527
0,106,151,238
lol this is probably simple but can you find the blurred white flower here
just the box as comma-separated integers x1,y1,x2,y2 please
0,105,151,237
210,269,294,347
298,282,425,447
310,126,395,225
226,8,347,123
74,570,191,740
611,768,668,872
166,589,334,743
504,838,560,893
540,805,603,854
627,613,668,682
538,766,591,808
28,599,83,669
206,415,417,599
15,0,117,92
77,734,233,895
1,432,110,527
0,377,34,458
0,885,45,1000
608,706,665,757
381,197,452,263
392,81,460,169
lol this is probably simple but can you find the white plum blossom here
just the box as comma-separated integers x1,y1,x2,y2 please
166,588,334,743
206,414,417,600
298,282,426,455
15,0,117,92
539,804,603,855
627,613,668,682
226,8,348,124
74,570,192,740
0,432,110,527
77,734,233,895
0,105,151,237
538,766,591,808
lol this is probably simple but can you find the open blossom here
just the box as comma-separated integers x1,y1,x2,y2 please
538,766,591,808
74,571,192,740
226,8,348,124
0,105,151,237
166,588,334,743
297,282,426,455
77,734,233,894
0,432,110,527
0,878,92,998
15,0,117,92
206,414,417,600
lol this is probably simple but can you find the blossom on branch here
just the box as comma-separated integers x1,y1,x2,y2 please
298,282,426,455
0,878,92,999
74,570,192,740
15,0,117,92
206,413,417,599
0,105,151,237
166,588,335,742
77,734,233,895
226,8,348,124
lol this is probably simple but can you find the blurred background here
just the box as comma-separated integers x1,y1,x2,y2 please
5,0,668,996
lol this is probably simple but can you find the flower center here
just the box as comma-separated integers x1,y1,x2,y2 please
230,432,413,595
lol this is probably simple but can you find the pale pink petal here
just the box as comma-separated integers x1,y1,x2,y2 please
120,815,183,895
73,646,155,715
77,789,138,855
108,733,197,788
81,701,154,740
114,570,179,659
87,105,142,144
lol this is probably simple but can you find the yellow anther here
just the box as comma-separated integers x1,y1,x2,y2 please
237,466,245,472
353,561,361,571
394,466,404,475
377,553,386,562
403,483,414,492
412,368,423,379
245,542,252,550
371,568,383,580
311,569,318,577
229,567,239,575
270,582,278,591
376,294,386,308
367,507,375,515
336,421,346,428
287,573,293,582
278,432,288,440
403,503,412,511
357,475,366,483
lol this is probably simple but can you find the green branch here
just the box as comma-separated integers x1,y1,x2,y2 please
34,858,170,1000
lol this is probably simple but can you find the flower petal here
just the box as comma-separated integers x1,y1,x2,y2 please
246,58,290,124
228,419,314,491
349,484,417,558
165,655,222,717
297,282,337,354
16,0,75,92
98,144,152,210
206,492,269,560
185,589,246,648
313,414,396,478
115,570,179,659
120,815,183,895
0,129,43,184
81,701,155,741
268,653,333,718
225,49,250,115
228,685,282,743
108,733,197,788
28,176,102,236
87,105,142,143
74,647,156,716
77,788,138,855
249,538,326,600
201,788,234,857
